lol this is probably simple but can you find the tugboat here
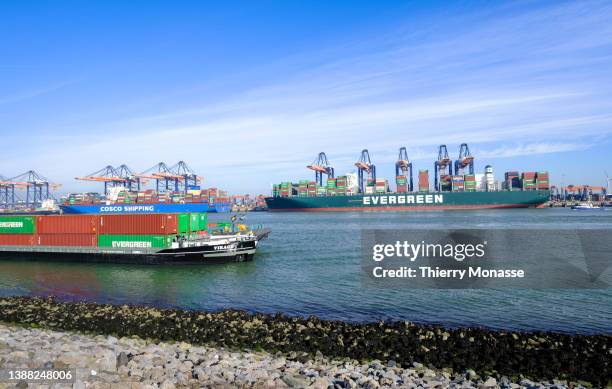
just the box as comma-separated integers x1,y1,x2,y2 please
155,225,271,264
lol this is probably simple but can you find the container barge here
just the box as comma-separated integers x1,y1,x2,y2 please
0,214,269,264
265,146,551,211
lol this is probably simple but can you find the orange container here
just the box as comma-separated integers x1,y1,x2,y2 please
36,215,99,234
98,214,178,235
36,234,98,247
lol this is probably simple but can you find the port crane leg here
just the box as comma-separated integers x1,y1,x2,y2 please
409,163,413,192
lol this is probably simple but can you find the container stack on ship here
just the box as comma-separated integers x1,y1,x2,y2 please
265,144,551,211
59,161,231,214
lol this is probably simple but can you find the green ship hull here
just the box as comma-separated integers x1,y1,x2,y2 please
265,190,550,211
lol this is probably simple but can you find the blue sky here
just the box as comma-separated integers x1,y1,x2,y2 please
1,0,611,194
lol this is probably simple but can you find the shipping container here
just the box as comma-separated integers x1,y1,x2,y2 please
99,214,179,235
36,215,99,234
0,234,35,245
98,234,173,249
0,216,36,234
36,234,98,247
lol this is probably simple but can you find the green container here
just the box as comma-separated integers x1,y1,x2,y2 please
176,212,209,233
0,216,36,234
98,235,173,249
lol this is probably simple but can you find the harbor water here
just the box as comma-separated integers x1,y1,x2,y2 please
0,208,610,334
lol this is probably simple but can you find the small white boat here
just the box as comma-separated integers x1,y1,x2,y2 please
571,202,601,210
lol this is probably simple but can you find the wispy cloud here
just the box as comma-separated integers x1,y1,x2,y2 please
0,79,79,106
478,142,592,159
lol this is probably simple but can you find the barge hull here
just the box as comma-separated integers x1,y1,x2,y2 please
0,241,257,265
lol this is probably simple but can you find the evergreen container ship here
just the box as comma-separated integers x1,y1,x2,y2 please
265,190,550,211
265,147,551,212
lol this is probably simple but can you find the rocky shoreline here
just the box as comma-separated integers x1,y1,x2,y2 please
0,296,610,388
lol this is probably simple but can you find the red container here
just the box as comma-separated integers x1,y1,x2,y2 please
36,234,97,247
0,234,35,246
36,215,99,234
98,214,178,235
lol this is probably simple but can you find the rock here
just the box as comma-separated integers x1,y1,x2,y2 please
95,349,117,372
271,357,287,369
282,373,312,387
150,366,165,382
8,350,30,361
480,377,497,388
116,352,129,369
520,379,537,388
315,350,324,362
310,377,330,389
159,379,176,389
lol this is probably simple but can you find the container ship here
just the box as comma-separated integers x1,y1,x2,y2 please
59,188,232,214
265,145,551,211
1,162,231,215
0,213,270,264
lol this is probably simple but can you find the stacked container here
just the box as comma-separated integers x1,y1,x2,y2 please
298,180,309,197
439,174,452,191
307,182,317,197
0,216,36,245
326,178,337,196
279,182,293,197
418,170,429,192
35,215,98,247
364,180,375,194
464,174,477,192
504,172,520,191
451,175,465,191
396,175,408,193
0,213,208,250
536,171,549,190
522,172,537,190
374,179,388,193
336,176,347,196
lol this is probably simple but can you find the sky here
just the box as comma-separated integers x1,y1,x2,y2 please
1,0,611,195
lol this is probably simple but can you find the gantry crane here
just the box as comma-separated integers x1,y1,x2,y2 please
76,165,135,194
434,144,453,191
395,147,413,191
0,174,17,208
355,149,376,194
4,170,61,207
307,152,335,186
454,143,475,175
136,162,201,194
135,162,177,193
169,161,200,193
